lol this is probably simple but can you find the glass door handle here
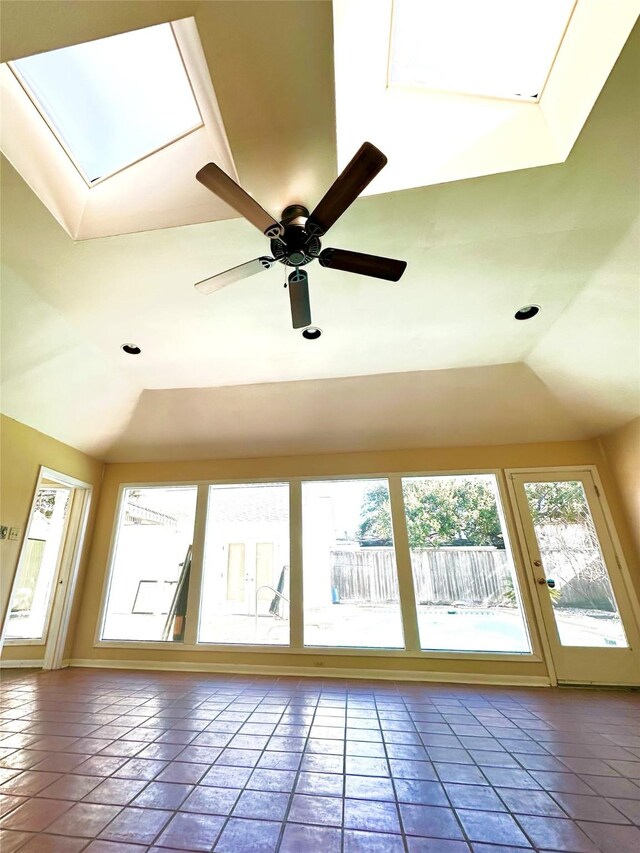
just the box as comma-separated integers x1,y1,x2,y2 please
537,578,556,588
533,560,542,567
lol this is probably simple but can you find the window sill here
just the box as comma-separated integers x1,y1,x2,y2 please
93,639,540,663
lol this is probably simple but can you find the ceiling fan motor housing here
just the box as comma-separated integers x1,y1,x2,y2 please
270,205,321,267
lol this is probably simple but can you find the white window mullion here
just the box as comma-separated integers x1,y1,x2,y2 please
289,480,304,649
388,476,421,652
183,483,209,645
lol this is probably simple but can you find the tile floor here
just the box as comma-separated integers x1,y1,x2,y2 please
0,669,638,852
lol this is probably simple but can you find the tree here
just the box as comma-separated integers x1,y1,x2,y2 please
358,477,504,548
524,481,588,525
34,489,56,519
524,481,610,609
358,484,394,543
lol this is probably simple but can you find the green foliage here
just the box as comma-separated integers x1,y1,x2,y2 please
359,477,504,548
358,484,394,543
34,489,56,519
524,481,588,524
502,576,517,605
358,479,593,551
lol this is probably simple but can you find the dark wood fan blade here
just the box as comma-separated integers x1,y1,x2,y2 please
195,257,274,295
319,248,406,281
196,163,283,238
306,142,387,237
288,269,312,328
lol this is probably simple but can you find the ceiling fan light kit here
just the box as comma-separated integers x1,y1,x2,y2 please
194,141,407,331
288,268,312,329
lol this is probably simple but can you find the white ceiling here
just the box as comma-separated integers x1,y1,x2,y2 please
1,1,638,462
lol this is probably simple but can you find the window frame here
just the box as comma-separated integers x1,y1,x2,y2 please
300,476,409,652
94,470,546,662
196,481,293,647
396,471,534,655
8,21,204,189
96,481,200,645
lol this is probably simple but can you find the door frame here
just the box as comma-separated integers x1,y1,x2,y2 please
506,465,640,685
2,466,92,670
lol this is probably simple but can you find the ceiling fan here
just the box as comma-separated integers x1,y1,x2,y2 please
194,142,407,331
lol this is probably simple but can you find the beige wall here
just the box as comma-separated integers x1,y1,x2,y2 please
69,436,640,681
599,417,640,565
0,415,104,661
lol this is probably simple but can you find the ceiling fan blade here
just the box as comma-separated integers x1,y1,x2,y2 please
194,257,275,295
196,163,284,238
305,142,387,237
288,269,312,329
319,248,406,282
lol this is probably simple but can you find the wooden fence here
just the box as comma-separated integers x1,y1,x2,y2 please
330,547,511,605
330,539,613,610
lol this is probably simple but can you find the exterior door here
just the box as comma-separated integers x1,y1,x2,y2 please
2,467,92,669
509,470,640,685
4,484,73,644
255,542,274,609
225,543,247,610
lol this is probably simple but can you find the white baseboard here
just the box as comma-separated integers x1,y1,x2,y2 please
68,658,551,687
0,659,44,669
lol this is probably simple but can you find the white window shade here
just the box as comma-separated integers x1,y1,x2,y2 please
11,22,202,182
389,0,576,101
1,17,238,239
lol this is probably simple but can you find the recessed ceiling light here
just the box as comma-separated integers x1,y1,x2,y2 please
302,327,322,340
10,23,202,183
121,343,142,354
515,305,540,320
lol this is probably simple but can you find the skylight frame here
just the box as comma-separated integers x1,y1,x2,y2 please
386,0,579,105
331,0,638,199
7,22,205,188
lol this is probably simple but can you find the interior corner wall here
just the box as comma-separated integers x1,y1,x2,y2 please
68,436,639,681
0,415,104,662
598,416,640,570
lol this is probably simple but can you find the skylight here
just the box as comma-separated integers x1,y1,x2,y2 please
10,23,202,183
389,0,576,101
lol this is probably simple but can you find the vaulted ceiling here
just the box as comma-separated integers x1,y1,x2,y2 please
1,2,638,461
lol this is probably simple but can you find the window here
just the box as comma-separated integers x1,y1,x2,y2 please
199,484,290,645
522,480,628,648
401,474,531,652
99,472,550,658
102,486,197,641
389,0,575,101
11,23,201,182
302,479,404,648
